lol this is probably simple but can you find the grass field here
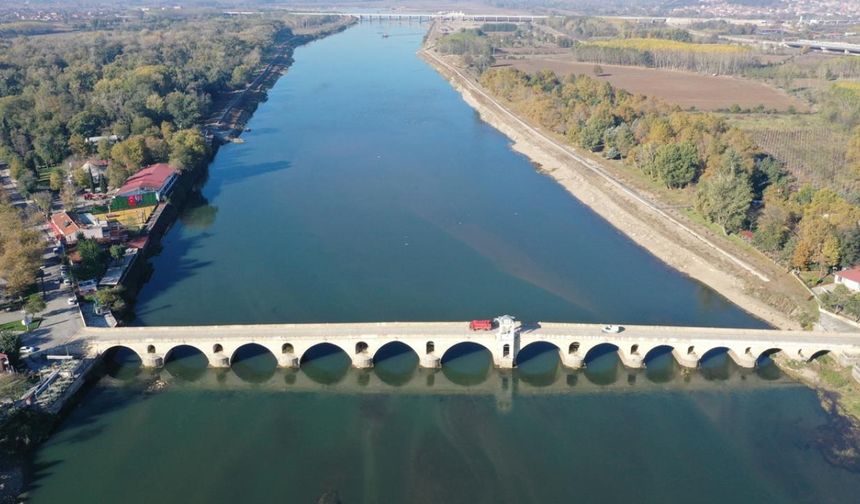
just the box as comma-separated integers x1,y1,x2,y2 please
505,58,807,111
728,114,854,197
0,319,42,333
586,38,750,54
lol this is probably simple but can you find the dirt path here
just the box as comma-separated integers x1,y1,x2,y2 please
421,48,807,330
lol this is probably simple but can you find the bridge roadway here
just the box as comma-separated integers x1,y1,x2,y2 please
79,321,860,371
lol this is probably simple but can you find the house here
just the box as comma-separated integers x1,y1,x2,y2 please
85,134,122,145
116,163,178,202
80,159,109,184
49,212,106,245
835,267,860,292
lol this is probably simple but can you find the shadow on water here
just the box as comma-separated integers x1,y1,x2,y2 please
644,346,677,383
699,348,731,381
102,347,142,381
515,342,561,387
301,343,351,385
583,344,620,385
441,342,492,386
373,342,418,386
203,160,291,201
163,345,209,382
178,193,219,231
230,344,277,383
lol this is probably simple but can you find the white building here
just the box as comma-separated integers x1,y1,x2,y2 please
835,268,860,292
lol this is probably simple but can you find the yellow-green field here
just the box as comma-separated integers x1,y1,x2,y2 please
586,37,750,54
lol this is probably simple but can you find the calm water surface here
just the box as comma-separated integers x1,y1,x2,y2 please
25,23,860,503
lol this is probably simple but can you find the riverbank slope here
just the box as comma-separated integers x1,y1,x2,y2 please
420,47,809,331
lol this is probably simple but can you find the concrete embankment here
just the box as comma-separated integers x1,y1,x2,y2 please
420,48,801,330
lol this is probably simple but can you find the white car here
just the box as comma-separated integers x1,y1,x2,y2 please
19,346,36,354
601,325,623,334
67,296,78,305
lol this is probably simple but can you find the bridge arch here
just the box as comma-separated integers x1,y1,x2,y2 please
300,342,351,385
163,344,209,381
373,341,419,386
583,343,619,366
643,345,674,365
300,342,351,365
213,343,223,354
515,341,561,367
101,345,143,364
230,343,278,383
164,344,209,365
756,348,782,364
440,341,493,365
806,349,831,362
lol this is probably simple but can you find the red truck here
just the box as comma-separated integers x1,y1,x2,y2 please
469,319,494,331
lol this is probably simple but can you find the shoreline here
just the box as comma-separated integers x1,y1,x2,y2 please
419,47,801,331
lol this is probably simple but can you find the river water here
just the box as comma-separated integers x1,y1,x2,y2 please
24,22,860,503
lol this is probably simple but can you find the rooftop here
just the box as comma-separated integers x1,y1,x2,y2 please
50,212,80,237
118,163,176,196
836,267,860,284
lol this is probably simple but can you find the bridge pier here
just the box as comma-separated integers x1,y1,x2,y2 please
278,353,299,369
728,347,758,368
209,353,230,368
353,352,373,369
560,351,584,369
420,353,441,368
673,348,699,368
618,346,644,369
142,354,164,368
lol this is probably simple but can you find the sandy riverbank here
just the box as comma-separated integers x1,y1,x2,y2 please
420,48,804,330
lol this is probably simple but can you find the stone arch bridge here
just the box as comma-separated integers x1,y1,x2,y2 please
79,321,860,371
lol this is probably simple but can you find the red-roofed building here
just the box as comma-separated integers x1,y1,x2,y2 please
835,267,860,292
49,212,106,245
117,163,178,202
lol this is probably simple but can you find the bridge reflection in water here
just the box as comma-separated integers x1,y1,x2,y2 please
103,341,796,414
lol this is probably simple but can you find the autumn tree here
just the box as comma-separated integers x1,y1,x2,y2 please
0,204,43,296
695,151,753,234
31,191,53,217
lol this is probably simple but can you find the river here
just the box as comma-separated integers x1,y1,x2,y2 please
23,22,860,503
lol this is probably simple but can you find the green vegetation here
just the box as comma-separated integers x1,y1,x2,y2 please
0,320,41,333
0,331,22,367
479,67,860,281
0,13,295,194
73,238,105,281
0,408,56,456
0,200,44,297
436,29,494,72
821,285,860,322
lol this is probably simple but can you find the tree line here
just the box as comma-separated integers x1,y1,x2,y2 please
479,67,860,276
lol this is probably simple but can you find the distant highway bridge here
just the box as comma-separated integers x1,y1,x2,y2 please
783,39,860,55
281,11,548,23
80,319,860,371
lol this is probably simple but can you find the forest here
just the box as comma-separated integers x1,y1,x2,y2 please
478,67,860,278
0,13,303,297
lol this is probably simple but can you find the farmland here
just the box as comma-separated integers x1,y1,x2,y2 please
728,114,855,198
585,38,749,54
504,58,807,112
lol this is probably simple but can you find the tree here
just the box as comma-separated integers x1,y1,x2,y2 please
654,142,699,188
68,133,89,159
0,204,43,296
31,191,53,217
169,129,209,171
49,168,65,192
695,160,752,234
0,330,22,366
110,136,148,171
24,293,46,316
60,182,77,211
72,166,93,190
74,238,103,280
109,244,125,261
